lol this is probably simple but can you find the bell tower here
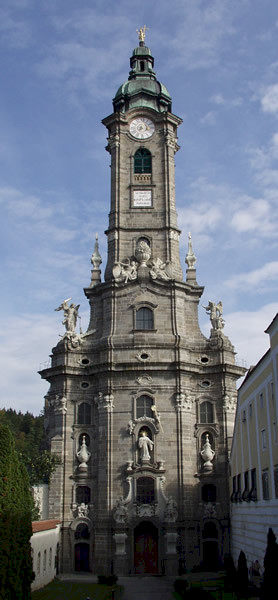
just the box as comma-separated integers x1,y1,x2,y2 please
103,31,183,282
40,29,246,577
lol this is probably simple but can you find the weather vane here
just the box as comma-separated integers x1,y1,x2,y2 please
136,25,148,43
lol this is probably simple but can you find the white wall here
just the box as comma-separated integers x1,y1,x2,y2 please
31,524,60,591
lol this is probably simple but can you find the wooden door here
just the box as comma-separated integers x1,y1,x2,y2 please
134,521,158,574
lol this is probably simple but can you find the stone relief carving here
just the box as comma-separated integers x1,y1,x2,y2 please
164,496,178,523
203,301,225,332
127,413,161,435
223,394,237,413
95,392,114,412
175,392,193,411
185,232,197,270
77,435,91,470
136,504,156,517
200,434,215,472
127,420,135,435
113,477,132,523
149,257,171,281
49,394,67,414
112,258,138,283
112,237,175,285
135,374,153,385
114,497,128,524
77,502,89,518
203,502,217,519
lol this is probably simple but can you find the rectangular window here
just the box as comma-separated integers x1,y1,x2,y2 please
235,473,242,502
242,410,246,422
249,403,252,418
231,475,236,502
261,429,267,450
262,469,269,500
242,470,249,501
260,393,264,409
250,468,257,501
274,465,278,499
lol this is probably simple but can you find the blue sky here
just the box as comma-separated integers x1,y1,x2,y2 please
1,0,277,415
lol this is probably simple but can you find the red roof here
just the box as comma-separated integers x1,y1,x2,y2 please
32,519,61,533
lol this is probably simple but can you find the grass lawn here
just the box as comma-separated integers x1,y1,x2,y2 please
31,578,123,600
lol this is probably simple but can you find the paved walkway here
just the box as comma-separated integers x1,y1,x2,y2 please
118,576,175,600
58,574,175,600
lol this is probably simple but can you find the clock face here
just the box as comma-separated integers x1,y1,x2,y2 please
129,117,155,139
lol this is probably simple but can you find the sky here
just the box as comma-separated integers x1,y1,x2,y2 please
1,0,278,416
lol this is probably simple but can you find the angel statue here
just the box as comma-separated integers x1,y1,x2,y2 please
203,300,224,331
55,298,80,333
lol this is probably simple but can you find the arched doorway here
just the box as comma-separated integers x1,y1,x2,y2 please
75,543,90,571
74,523,90,571
134,521,158,574
202,521,219,571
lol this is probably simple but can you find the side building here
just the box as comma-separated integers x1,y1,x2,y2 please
230,313,278,578
40,32,245,576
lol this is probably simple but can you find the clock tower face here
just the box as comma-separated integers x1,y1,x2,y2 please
129,117,155,139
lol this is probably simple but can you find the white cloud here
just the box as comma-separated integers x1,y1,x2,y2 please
261,84,278,114
200,111,217,125
224,303,278,369
225,262,278,291
230,197,275,234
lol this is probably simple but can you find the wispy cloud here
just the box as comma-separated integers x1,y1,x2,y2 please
261,83,278,114
225,262,278,291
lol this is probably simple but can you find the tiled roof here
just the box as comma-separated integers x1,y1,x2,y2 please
32,519,61,533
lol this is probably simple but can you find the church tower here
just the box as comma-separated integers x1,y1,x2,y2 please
40,29,246,576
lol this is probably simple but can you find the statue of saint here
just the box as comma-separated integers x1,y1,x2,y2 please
138,430,154,461
55,298,80,333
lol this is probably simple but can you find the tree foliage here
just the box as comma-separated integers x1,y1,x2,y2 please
261,528,278,599
0,424,34,600
0,408,61,484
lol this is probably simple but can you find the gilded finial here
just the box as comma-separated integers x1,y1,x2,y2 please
136,25,148,43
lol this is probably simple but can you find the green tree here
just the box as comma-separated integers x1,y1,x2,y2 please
0,424,34,599
261,528,278,599
0,409,61,485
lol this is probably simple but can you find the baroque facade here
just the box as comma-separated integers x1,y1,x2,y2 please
230,313,278,582
40,31,245,576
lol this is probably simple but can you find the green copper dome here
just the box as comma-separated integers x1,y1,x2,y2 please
113,41,172,113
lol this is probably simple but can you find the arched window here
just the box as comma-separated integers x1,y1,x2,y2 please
202,484,216,503
75,524,90,540
136,307,154,330
134,148,152,173
136,477,155,504
37,552,41,575
78,402,91,425
203,522,218,539
43,549,47,572
200,401,214,423
49,547,52,569
76,486,91,504
136,395,153,418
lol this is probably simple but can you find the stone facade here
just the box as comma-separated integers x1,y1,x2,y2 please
40,36,245,575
